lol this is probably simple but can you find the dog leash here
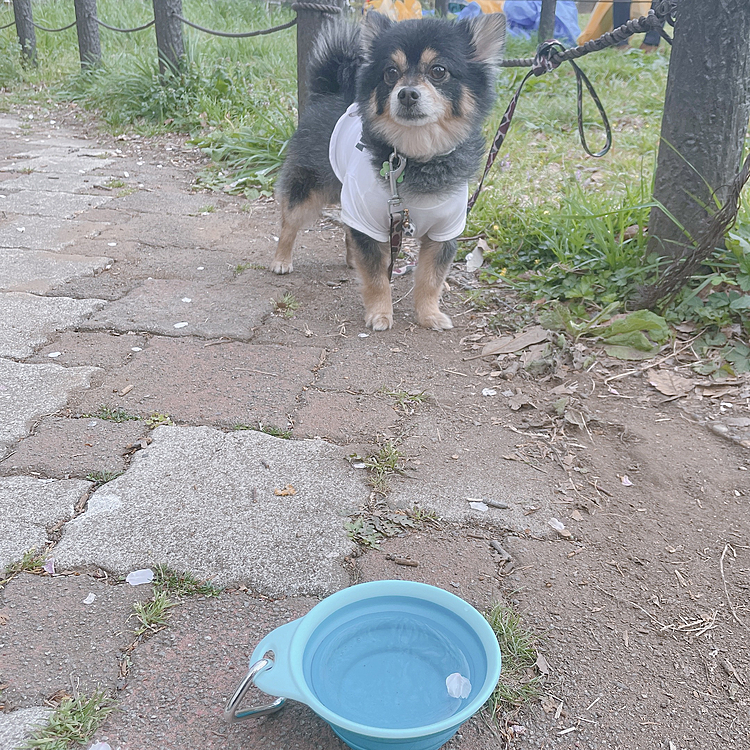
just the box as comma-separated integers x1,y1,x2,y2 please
382,150,413,280
382,40,612,277
467,39,612,213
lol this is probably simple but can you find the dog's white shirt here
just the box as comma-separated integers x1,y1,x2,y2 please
329,104,468,243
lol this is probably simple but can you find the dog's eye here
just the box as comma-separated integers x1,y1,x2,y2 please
383,66,400,85
429,64,447,81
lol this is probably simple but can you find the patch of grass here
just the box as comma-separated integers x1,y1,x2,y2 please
362,441,406,494
86,406,140,423
197,204,215,213
272,292,300,318
86,470,123,485
485,603,545,720
4,548,46,577
233,422,292,438
22,690,116,750
146,412,174,429
233,261,266,276
104,178,126,189
153,564,221,598
385,389,429,414
132,590,175,636
116,186,137,198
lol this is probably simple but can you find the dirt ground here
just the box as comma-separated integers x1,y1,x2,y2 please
2,103,750,750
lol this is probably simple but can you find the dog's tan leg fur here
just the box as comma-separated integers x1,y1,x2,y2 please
272,192,327,275
414,238,454,330
350,240,393,330
344,227,357,269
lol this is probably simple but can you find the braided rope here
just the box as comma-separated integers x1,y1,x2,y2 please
31,19,77,32
97,18,155,33
500,6,675,69
174,12,295,38
291,3,342,13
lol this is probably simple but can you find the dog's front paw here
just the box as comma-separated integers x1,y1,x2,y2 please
271,259,294,275
417,310,453,330
366,312,394,331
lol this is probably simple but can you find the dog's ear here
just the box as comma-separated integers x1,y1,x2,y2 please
459,12,506,67
360,11,394,59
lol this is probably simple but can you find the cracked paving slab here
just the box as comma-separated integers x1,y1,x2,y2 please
0,707,53,750
0,476,89,570
0,359,100,452
0,248,111,294
1,573,151,709
0,292,105,358
54,426,365,597
0,216,111,251
86,278,278,339
0,190,111,218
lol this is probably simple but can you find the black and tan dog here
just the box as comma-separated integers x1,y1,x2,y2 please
272,12,506,330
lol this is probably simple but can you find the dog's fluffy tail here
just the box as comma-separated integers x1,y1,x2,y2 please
307,20,362,102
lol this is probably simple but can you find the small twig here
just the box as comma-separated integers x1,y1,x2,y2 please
720,544,749,631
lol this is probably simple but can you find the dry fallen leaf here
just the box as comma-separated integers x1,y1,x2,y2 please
648,370,695,397
480,326,548,357
274,484,296,496
509,393,535,411
535,653,551,675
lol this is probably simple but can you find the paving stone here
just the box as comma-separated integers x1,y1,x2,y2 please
0,417,148,479
292,389,399,443
0,248,111,293
91,594,339,750
388,411,558,537
72,336,323,428
0,151,114,175
0,116,22,130
0,476,89,570
0,573,150,709
0,190,111,218
0,292,105,358
0,359,100,452
54,426,364,596
9,171,119,195
86,278,278,339
0,216,111,251
0,707,53,750
26,331,145,369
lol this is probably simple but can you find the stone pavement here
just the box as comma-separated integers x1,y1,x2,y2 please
4,110,749,750
0,110,557,750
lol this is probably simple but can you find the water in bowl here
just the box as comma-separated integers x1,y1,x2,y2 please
303,596,486,729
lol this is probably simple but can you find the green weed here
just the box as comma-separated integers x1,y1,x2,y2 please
272,292,299,318
485,603,545,720
385,390,429,414
132,590,175,636
4,548,46,577
362,441,406,494
104,178,126,189
86,470,123,486
233,422,291,438
146,412,173,429
23,691,116,750
153,564,221,598
86,406,140,423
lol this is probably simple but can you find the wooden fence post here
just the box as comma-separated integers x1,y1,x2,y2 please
648,0,750,258
12,0,36,63
295,0,344,118
538,0,557,42
152,0,185,74
73,0,101,69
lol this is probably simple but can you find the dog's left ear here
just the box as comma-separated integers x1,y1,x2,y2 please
360,11,394,59
459,12,506,67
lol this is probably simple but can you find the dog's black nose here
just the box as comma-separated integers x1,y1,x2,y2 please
397,87,420,106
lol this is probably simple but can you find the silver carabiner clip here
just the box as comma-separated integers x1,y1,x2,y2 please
223,657,286,723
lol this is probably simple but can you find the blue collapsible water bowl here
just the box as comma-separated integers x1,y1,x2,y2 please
229,580,501,750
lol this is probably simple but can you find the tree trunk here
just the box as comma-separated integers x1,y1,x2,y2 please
74,0,101,70
152,0,184,75
538,0,557,42
12,0,36,63
296,1,344,118
435,0,449,17
648,0,750,258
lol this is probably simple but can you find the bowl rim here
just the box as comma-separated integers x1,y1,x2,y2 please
286,580,502,739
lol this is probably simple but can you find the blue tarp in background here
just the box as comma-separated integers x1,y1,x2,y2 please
457,0,581,46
